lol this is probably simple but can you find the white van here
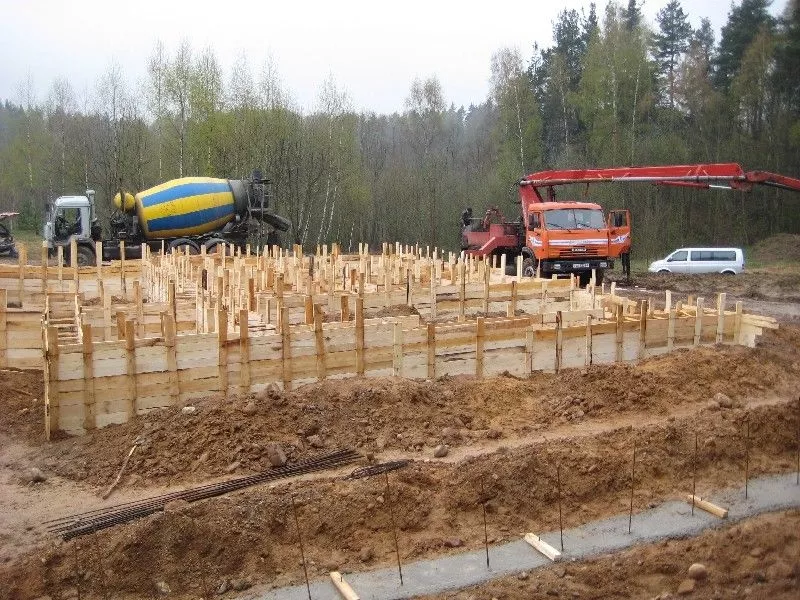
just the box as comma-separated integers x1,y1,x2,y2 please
648,247,744,275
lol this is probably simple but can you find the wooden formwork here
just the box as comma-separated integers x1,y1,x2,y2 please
43,289,775,437
0,241,778,438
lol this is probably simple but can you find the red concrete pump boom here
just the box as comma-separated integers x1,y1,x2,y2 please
519,163,800,197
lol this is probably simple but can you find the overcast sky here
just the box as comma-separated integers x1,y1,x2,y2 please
0,0,790,115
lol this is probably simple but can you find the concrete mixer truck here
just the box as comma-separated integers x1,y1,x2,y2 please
42,172,290,265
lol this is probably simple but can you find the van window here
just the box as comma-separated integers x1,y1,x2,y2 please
668,250,687,262
689,250,737,261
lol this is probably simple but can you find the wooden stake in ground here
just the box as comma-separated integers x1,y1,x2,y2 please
101,441,139,499
691,431,698,516
628,443,636,534
744,419,750,499
556,464,564,551
291,495,312,600
384,471,404,585
796,396,799,486
481,479,490,569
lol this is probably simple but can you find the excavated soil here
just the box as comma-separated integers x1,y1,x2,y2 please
1,394,797,599
1,325,798,489
0,322,798,598
421,510,800,599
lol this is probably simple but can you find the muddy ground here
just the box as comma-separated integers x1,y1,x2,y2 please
0,251,799,598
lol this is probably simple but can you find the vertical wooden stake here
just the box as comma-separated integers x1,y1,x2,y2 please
427,322,436,380
556,463,564,551
125,320,137,422
744,419,750,499
218,308,229,398
555,311,563,373
290,495,312,600
481,479,490,569
384,471,404,585
355,297,365,376
240,308,251,394
340,294,350,322
41,241,48,293
313,305,325,382
475,317,485,379
81,324,95,432
280,302,292,390
692,431,698,516
628,443,636,534
392,321,403,377
693,297,704,346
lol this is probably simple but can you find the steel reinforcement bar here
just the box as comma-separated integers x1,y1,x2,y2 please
46,448,361,540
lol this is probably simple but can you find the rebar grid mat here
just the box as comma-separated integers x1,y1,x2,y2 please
46,448,361,540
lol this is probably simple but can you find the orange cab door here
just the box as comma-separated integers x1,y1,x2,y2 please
607,209,631,257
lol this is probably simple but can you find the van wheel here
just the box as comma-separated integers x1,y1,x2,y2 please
658,269,670,274
721,270,736,275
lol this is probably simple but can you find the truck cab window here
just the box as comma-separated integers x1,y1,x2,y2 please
529,213,540,229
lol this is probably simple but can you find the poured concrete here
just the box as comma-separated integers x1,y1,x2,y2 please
250,473,800,600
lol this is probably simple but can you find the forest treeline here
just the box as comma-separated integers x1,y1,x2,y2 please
1,0,799,258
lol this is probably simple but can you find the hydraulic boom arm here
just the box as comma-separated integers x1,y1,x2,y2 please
519,163,800,197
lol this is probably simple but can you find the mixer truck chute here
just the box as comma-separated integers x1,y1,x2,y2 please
43,172,290,265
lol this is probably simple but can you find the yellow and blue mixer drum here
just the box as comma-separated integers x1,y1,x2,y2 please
114,177,250,239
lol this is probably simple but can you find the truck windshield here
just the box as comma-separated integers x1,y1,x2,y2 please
544,209,605,230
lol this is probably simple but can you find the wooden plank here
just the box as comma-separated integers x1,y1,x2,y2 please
81,324,95,431
694,297,704,346
638,300,647,359
280,303,292,390
218,308,228,397
329,571,360,600
716,293,726,343
313,304,326,381
585,315,592,367
392,321,403,376
555,311,563,373
124,320,137,420
0,289,6,368
162,313,179,404
687,494,728,518
524,533,562,562
45,326,59,439
355,297,365,376
239,309,251,393
475,317,485,378
427,322,436,379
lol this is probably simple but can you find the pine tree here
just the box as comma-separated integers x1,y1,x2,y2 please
714,0,775,90
654,0,693,108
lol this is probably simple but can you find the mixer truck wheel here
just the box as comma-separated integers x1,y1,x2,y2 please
203,239,226,254
169,239,200,255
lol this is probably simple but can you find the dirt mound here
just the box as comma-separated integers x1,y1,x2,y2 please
2,400,796,600
612,270,800,302
0,369,45,442
421,510,800,599
751,233,800,264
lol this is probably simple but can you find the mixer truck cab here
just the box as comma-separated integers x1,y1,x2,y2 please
43,192,103,265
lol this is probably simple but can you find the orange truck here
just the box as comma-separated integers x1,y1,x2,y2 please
460,163,800,285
